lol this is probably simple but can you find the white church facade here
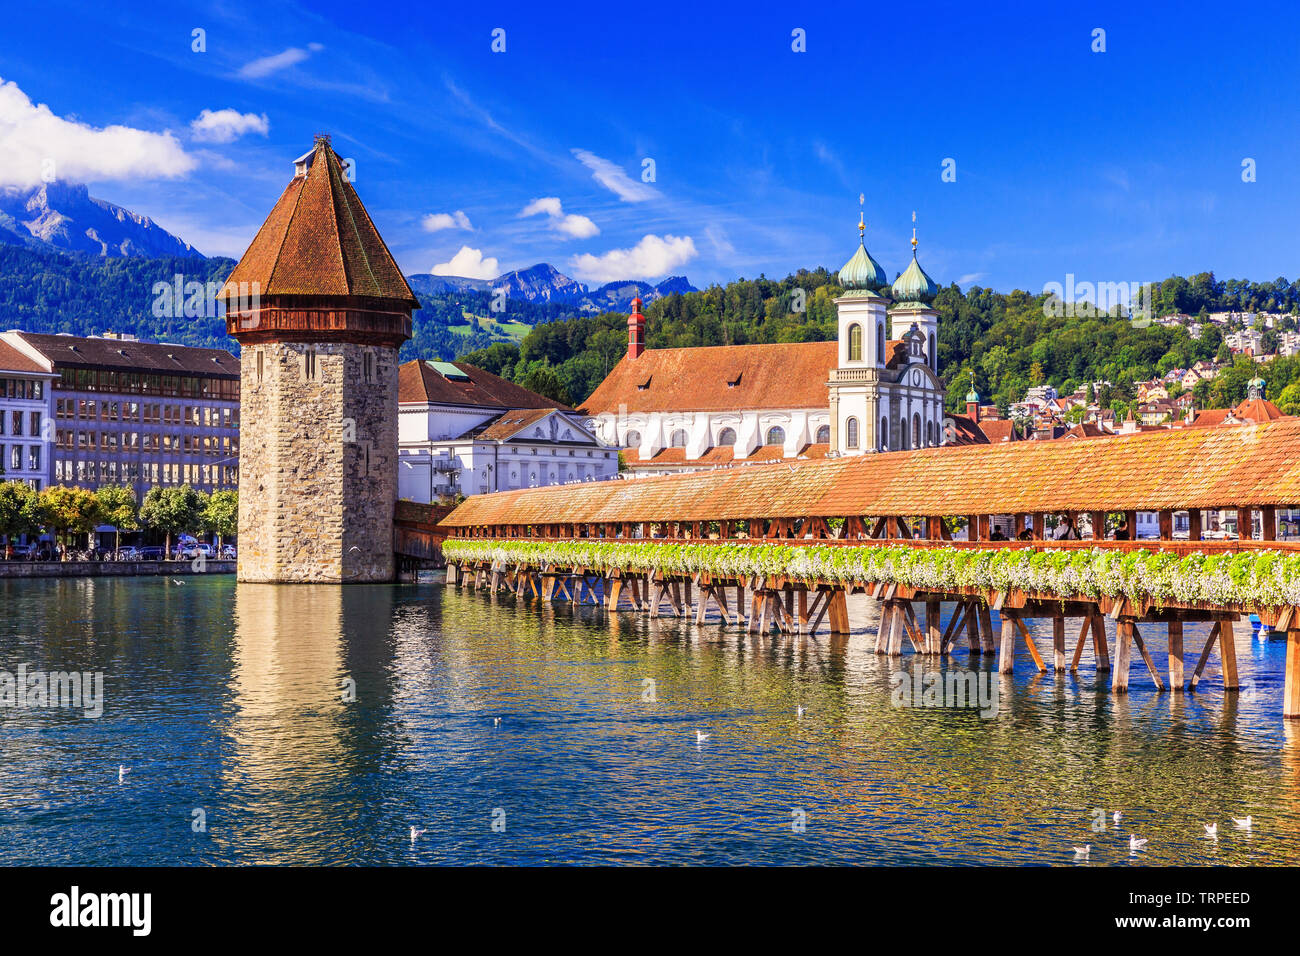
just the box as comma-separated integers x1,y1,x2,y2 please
579,215,969,475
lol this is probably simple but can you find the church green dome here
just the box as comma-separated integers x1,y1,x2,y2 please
838,240,890,294
891,252,939,305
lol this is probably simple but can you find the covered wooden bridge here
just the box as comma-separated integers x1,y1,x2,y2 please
434,417,1300,718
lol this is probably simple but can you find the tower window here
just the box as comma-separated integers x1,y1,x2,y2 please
363,350,376,384
765,426,785,446
848,323,862,362
845,417,859,449
256,349,264,383
303,348,319,382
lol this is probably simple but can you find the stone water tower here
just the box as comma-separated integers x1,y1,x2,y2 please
219,135,418,583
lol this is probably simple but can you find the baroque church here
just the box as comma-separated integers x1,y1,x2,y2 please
579,212,977,475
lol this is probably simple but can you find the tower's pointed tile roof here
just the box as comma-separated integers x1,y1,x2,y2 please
220,136,419,307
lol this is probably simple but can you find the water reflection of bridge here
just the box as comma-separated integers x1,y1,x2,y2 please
435,418,1300,719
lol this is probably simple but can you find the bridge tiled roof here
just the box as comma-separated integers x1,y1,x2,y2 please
442,416,1300,526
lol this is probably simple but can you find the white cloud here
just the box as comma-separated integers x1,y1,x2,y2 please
239,43,324,79
518,195,598,239
189,108,269,144
569,234,696,284
956,272,988,286
432,245,499,279
0,78,196,188
421,210,472,232
571,149,656,202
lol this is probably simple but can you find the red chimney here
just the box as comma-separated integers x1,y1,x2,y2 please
627,296,645,359
966,398,979,422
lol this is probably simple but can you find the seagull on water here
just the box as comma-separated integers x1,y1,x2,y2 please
171,578,185,585
796,705,805,719
1205,823,1218,838
1232,816,1253,830
1112,811,1122,825
493,717,501,726
410,826,427,843
696,731,711,743
1072,844,1090,859
1129,835,1148,851
118,765,129,784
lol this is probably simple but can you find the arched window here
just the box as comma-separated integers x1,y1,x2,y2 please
765,426,785,446
926,421,934,447
625,430,641,448
877,322,885,363
928,332,936,371
848,323,862,362
718,427,737,446
815,424,830,444
881,416,888,450
845,417,859,449
912,413,921,448
669,429,688,448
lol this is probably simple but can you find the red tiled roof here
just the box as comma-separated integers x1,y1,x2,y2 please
398,360,571,410
0,338,50,374
219,138,418,307
579,341,837,414
977,419,1018,443
444,416,1300,525
474,409,562,441
1192,400,1285,427
946,414,990,445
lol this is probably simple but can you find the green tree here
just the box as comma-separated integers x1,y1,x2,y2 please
140,484,203,558
518,365,572,406
0,481,41,544
94,484,139,553
202,490,239,550
38,485,103,557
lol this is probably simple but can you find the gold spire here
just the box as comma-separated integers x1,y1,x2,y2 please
858,192,865,242
911,210,918,254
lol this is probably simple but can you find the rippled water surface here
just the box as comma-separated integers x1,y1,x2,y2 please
1,574,1298,865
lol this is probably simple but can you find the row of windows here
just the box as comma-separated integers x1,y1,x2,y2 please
1,378,45,401
881,413,940,450
643,424,834,449
0,443,40,471
58,368,238,401
52,460,237,486
54,399,238,428
53,430,238,455
253,347,382,384
0,410,43,437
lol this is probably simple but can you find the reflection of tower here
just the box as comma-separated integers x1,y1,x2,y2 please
220,135,418,583
220,583,398,862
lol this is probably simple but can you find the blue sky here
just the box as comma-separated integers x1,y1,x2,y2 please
2,0,1298,294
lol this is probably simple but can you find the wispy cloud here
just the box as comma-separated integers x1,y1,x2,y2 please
957,272,989,286
422,210,472,233
189,108,269,143
519,196,599,239
569,234,696,284
239,43,324,80
571,149,657,202
0,77,195,188
432,245,499,279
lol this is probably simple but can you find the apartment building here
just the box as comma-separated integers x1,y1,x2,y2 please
0,331,240,495
0,338,57,489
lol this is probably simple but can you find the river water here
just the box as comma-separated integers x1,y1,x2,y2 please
0,574,1296,865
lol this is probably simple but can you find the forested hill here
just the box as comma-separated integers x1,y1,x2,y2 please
3,245,1299,416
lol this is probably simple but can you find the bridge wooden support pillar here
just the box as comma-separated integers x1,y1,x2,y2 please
1168,621,1184,691
998,611,1016,674
1052,615,1066,671
1286,628,1300,718
925,598,942,654
978,604,996,655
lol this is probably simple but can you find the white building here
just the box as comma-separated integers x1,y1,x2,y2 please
397,359,617,499
579,214,962,474
0,337,56,489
